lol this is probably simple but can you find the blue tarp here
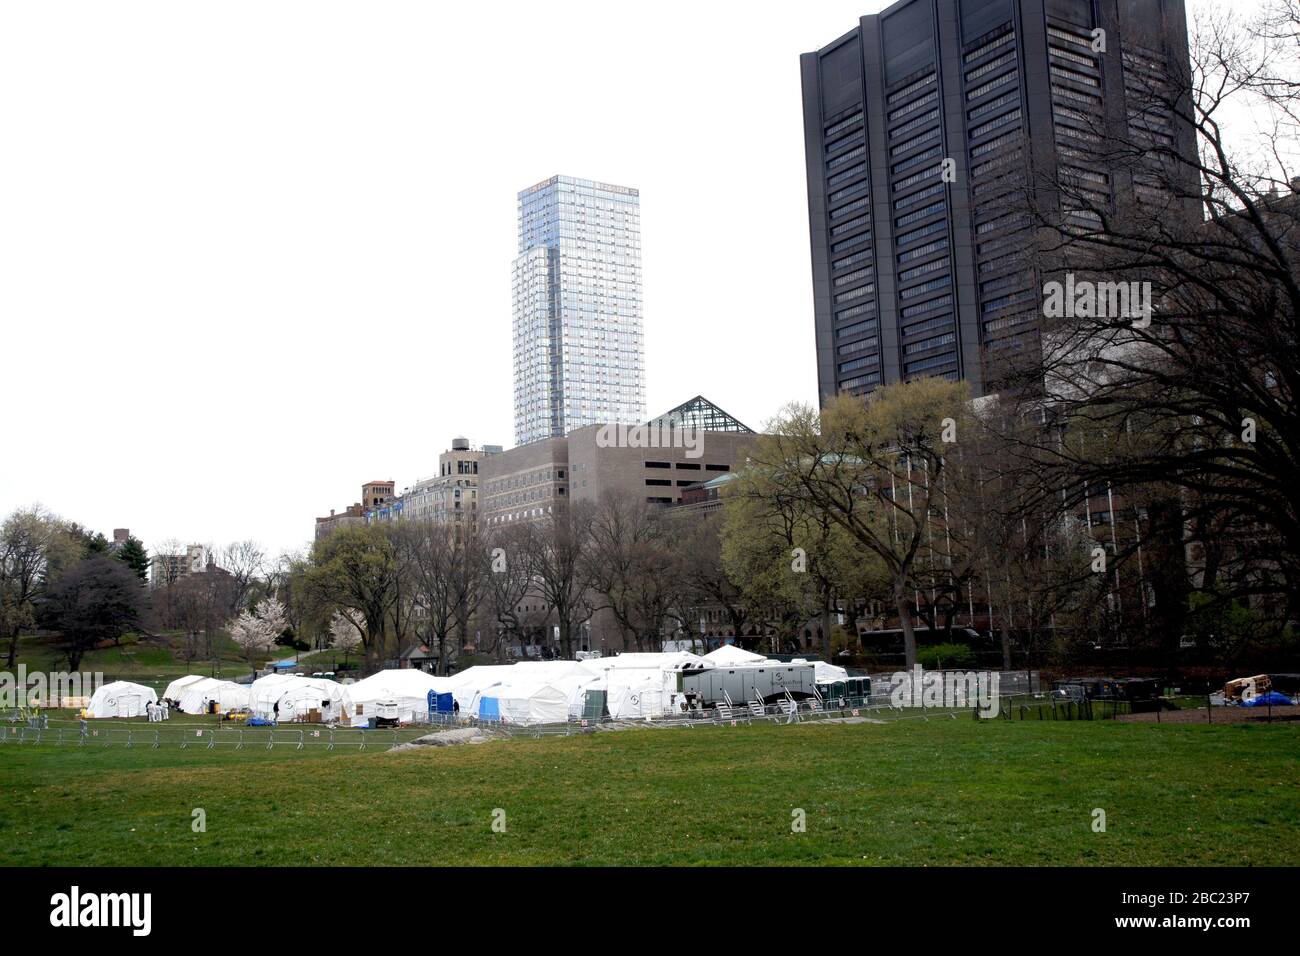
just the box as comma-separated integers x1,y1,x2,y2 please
1241,691,1294,707
427,690,454,714
480,697,500,720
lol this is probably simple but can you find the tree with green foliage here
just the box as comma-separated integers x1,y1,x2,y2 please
747,379,970,669
116,535,149,580
306,525,400,671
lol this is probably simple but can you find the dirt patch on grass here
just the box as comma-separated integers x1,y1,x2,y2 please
1118,704,1300,724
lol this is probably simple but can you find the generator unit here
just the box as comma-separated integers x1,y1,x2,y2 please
679,661,819,706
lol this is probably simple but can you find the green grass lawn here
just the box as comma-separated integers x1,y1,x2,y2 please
1,717,1296,866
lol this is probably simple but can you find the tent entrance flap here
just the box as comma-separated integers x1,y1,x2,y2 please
582,689,607,720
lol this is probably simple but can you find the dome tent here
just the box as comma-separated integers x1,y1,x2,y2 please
347,669,453,726
161,675,207,702
176,678,250,715
446,661,593,717
810,660,849,683
248,674,350,723
578,652,704,718
86,681,158,718
702,644,768,666
480,677,571,725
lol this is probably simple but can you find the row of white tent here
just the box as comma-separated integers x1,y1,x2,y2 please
347,645,849,726
83,645,851,725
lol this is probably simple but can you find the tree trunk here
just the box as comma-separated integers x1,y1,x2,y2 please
436,631,449,676
895,585,918,670
820,601,834,663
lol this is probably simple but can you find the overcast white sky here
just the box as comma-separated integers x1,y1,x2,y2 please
0,0,1266,558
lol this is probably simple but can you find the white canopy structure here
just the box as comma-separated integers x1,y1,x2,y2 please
578,653,699,718
161,675,207,702
703,644,768,666
176,678,249,715
436,653,726,724
248,674,350,723
347,669,453,726
810,661,850,683
443,665,517,714
86,681,158,719
586,651,713,672
602,672,674,719
480,678,570,724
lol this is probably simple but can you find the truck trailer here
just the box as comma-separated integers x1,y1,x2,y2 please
679,661,819,706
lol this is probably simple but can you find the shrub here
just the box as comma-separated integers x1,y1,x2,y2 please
916,642,974,670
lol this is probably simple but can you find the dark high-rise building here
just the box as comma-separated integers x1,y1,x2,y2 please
801,0,1194,401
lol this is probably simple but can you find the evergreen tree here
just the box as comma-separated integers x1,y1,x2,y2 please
116,535,149,581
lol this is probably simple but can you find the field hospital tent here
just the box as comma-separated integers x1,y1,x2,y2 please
176,678,249,715
703,644,768,666
578,653,706,718
443,666,517,715
480,677,569,724
805,660,850,683
446,661,595,717
161,675,207,702
603,672,672,719
86,681,158,718
248,674,350,723
347,670,453,726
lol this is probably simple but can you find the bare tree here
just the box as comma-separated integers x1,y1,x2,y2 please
584,491,688,652
482,521,541,660
395,521,486,675
998,2,1300,646
526,503,596,659
218,540,265,614
674,512,751,649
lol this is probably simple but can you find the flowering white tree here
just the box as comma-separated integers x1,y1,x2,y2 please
228,607,276,676
256,597,288,644
329,610,363,664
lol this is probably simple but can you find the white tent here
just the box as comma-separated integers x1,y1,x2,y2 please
445,661,593,716
603,672,671,719
810,661,850,683
161,674,207,702
347,669,453,726
176,678,249,715
248,674,351,723
443,666,516,714
85,681,158,719
483,677,571,725
584,651,713,672
703,644,768,666
579,656,692,718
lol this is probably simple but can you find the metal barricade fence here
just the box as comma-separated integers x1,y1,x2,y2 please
4,683,1192,750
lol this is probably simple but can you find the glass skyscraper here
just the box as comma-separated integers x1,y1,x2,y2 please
512,175,645,446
